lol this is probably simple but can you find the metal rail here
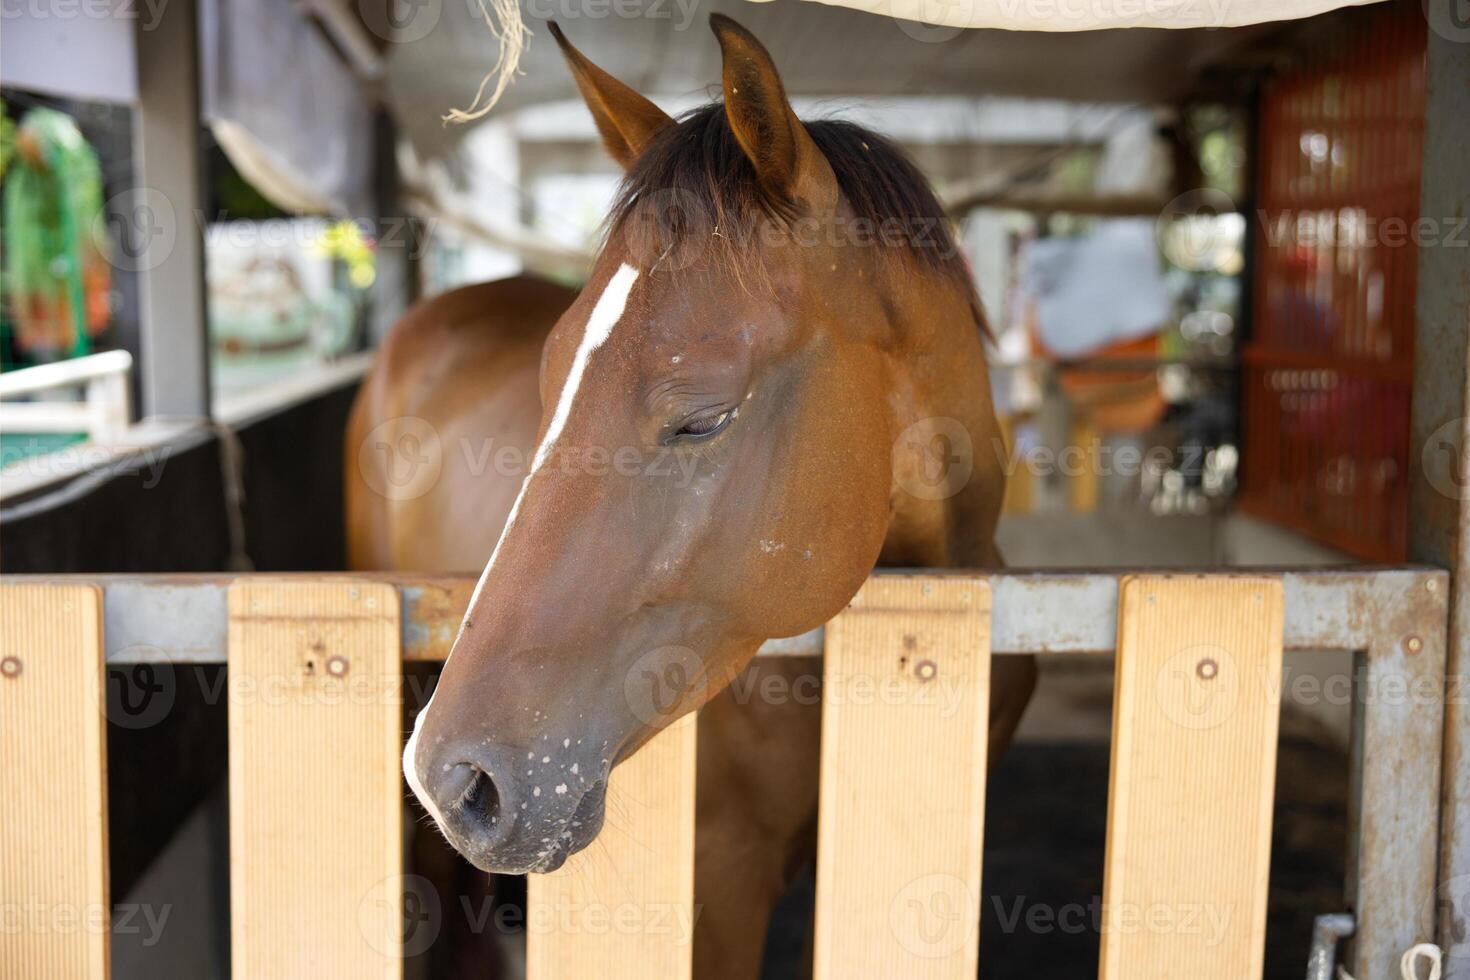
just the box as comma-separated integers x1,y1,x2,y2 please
63,566,1445,663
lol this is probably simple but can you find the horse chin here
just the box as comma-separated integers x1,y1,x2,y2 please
529,782,609,873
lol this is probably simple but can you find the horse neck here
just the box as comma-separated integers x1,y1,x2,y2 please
878,277,1006,570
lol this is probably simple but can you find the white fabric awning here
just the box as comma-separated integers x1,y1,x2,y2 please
798,0,1375,32
383,0,1384,161
0,0,1384,213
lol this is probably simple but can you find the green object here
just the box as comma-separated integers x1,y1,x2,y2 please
3,108,108,358
0,431,87,467
0,101,15,182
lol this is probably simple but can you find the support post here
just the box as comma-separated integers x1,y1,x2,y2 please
1407,4,1470,974
1345,572,1446,977
370,110,415,347
133,0,210,419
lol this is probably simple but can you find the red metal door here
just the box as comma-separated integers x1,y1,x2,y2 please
1241,1,1426,561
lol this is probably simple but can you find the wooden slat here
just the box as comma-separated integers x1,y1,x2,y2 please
228,580,402,978
813,576,991,979
0,584,109,979
1100,575,1284,980
526,711,697,980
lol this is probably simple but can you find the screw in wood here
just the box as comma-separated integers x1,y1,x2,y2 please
327,655,350,677
1,656,21,678
1405,636,1423,654
915,659,938,681
1196,658,1219,681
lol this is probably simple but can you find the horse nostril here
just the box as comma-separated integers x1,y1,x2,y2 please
458,766,500,826
432,761,512,847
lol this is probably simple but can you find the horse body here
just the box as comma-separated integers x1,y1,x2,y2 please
347,16,1034,977
347,276,564,572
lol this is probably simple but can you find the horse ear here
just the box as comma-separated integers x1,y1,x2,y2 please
550,22,673,169
710,14,834,211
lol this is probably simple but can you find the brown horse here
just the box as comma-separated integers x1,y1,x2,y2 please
347,15,1035,977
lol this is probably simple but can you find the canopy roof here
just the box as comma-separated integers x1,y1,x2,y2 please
0,0,1378,222
386,0,1377,158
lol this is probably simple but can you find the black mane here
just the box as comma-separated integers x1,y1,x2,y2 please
607,103,985,329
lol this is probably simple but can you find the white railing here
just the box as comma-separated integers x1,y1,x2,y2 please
0,350,134,442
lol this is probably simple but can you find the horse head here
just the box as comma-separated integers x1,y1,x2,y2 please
405,14,987,873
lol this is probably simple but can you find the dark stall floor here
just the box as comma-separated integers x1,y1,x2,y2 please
762,730,1347,979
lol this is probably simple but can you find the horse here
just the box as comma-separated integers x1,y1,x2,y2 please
346,15,1036,977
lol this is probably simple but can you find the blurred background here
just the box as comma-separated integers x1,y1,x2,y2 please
0,0,1441,976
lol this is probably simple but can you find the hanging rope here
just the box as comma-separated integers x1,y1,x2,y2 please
442,0,530,125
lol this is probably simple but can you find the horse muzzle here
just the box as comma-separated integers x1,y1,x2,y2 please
407,731,610,874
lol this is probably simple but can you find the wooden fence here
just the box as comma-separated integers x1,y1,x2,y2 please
0,568,1448,978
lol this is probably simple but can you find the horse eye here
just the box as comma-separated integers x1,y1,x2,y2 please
675,410,732,440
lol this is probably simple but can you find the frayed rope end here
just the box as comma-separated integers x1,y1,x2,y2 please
443,0,531,126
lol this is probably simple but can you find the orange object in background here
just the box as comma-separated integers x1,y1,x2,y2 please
1027,304,1167,435
1054,333,1168,435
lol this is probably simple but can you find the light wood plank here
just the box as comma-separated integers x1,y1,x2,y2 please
1100,575,1284,980
0,584,109,979
813,576,991,979
526,712,697,980
228,580,402,978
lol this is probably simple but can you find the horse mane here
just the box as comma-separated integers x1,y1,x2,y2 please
607,103,989,336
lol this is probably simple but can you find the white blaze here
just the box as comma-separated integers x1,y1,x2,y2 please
468,261,640,612
404,263,641,813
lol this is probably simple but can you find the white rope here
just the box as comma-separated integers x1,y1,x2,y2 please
442,0,529,125
1337,943,1443,980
